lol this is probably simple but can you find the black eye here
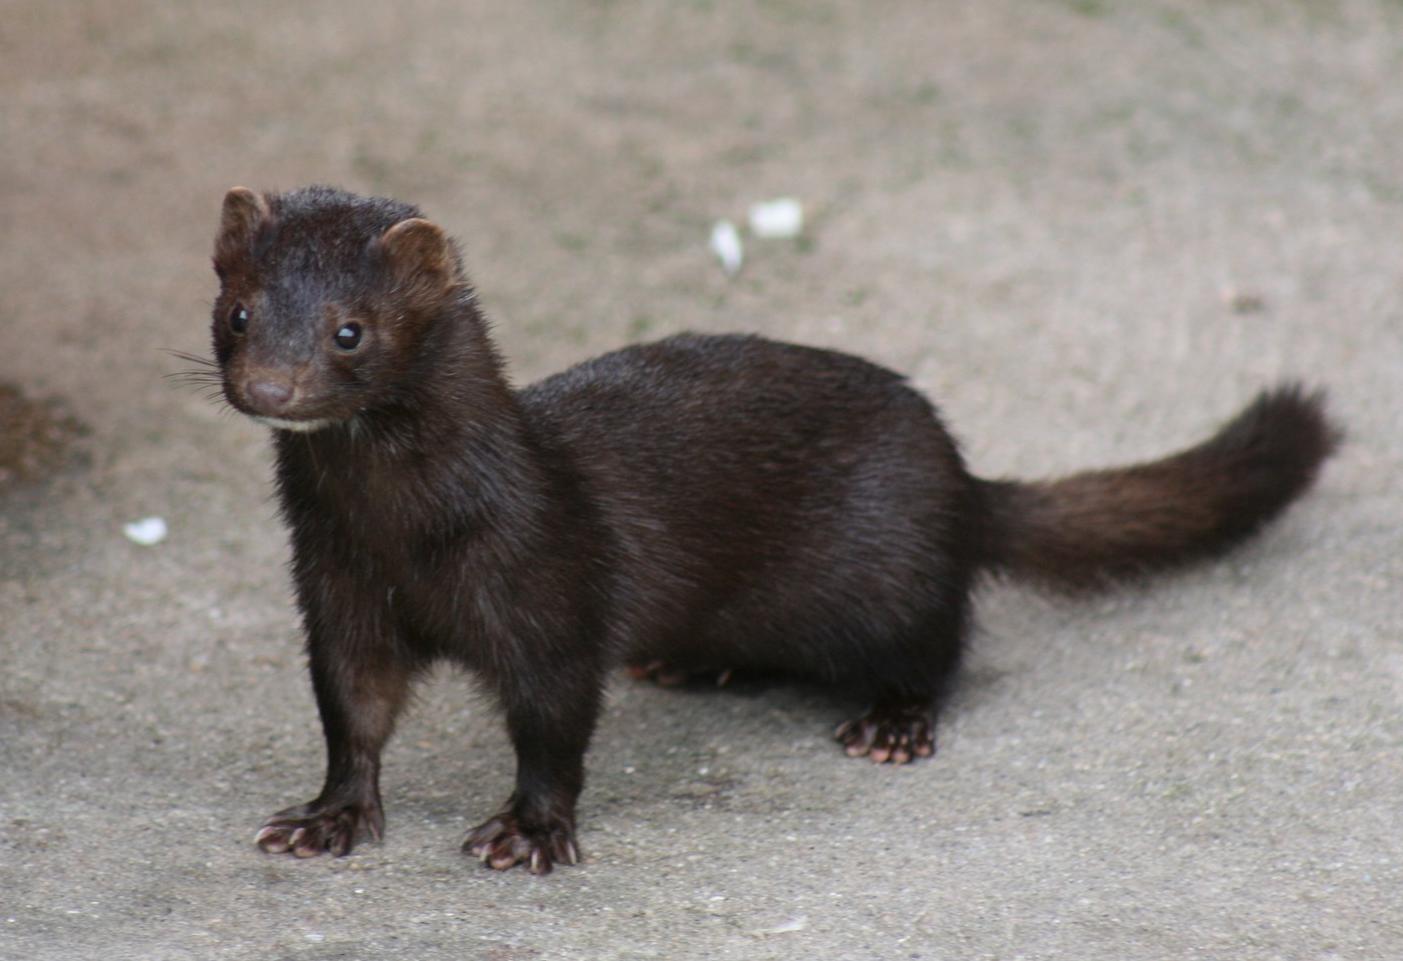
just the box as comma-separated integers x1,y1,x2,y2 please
228,304,249,335
334,323,363,351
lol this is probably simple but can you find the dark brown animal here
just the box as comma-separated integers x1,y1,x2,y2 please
204,185,1337,873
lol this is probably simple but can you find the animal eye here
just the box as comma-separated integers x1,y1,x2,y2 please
334,323,363,351
228,304,249,334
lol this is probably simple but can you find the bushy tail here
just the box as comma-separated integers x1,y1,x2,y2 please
978,385,1339,592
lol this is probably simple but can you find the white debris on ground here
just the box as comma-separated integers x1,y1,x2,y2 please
122,516,168,546
710,198,806,276
747,197,804,238
752,916,808,936
709,219,743,275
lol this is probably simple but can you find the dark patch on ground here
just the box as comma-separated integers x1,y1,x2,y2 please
0,383,88,485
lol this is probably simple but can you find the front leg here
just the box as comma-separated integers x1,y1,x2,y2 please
464,665,602,874
256,603,412,858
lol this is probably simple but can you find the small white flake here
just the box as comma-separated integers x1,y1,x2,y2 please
753,916,807,936
123,517,168,547
748,198,803,238
305,933,325,943
709,220,743,275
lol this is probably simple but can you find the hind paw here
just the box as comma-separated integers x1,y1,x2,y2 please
626,660,735,688
834,703,935,764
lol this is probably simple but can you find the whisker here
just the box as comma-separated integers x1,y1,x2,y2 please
156,348,253,424
161,348,219,368
161,348,227,399
166,376,226,396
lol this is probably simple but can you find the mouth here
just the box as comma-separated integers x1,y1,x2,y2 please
251,415,336,433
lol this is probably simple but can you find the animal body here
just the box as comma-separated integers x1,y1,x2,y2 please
204,185,1336,873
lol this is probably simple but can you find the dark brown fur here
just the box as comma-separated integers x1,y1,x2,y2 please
205,185,1337,873
979,386,1339,592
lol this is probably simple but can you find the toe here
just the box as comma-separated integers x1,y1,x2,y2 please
255,824,291,853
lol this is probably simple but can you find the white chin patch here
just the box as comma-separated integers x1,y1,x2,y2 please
253,416,335,433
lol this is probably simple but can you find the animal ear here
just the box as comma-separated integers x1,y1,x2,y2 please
377,218,454,301
214,187,270,271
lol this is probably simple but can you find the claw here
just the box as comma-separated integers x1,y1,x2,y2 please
463,812,579,874
254,798,381,859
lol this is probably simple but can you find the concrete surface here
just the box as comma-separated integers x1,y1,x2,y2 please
2,2,1400,959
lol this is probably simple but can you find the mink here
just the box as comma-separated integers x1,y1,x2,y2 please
203,184,1338,873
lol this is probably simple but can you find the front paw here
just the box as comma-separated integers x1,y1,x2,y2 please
255,798,384,858
463,813,579,875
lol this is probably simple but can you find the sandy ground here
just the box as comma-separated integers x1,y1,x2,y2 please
3,2,1401,959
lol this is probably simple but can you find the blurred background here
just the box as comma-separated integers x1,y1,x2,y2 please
2,3,1400,959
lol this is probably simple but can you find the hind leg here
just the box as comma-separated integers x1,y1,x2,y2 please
833,584,969,765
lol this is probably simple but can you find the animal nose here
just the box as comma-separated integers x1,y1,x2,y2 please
245,377,295,411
